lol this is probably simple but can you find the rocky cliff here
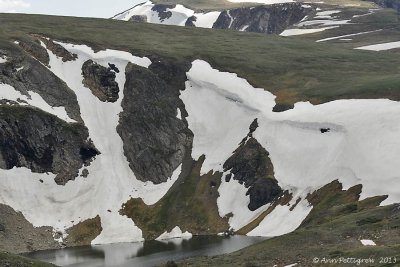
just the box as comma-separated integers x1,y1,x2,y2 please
117,60,193,184
114,1,313,35
213,3,311,34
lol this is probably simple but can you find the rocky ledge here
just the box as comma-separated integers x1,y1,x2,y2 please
117,59,193,184
82,60,120,103
224,119,283,211
0,106,99,185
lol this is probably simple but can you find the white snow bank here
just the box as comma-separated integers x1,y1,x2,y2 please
355,41,400,51
284,264,298,267
248,198,312,237
280,26,338,36
182,59,276,174
0,42,182,245
0,55,7,63
156,226,192,240
181,59,400,237
315,10,341,19
0,83,75,123
297,19,350,27
316,29,382,42
218,175,272,230
360,239,376,246
315,10,341,16
193,11,221,28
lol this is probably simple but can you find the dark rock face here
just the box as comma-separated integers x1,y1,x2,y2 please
224,120,282,211
0,51,83,122
82,60,120,103
213,3,312,34
0,106,99,185
151,4,175,21
129,15,148,23
117,61,193,184
370,0,400,10
185,16,196,27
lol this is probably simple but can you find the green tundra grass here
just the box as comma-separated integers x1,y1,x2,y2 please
1,9,400,109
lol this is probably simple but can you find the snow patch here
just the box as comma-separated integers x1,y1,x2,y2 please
193,11,221,28
297,19,350,27
156,226,192,240
0,83,75,123
355,41,400,51
360,239,376,246
0,55,7,63
218,175,272,230
316,29,382,42
280,26,338,36
176,108,182,120
247,198,312,237
315,10,341,17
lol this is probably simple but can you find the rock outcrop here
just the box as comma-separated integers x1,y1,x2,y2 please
213,3,312,34
0,50,83,122
369,0,400,10
117,60,193,184
0,204,60,253
224,119,283,211
0,106,99,185
151,4,175,21
82,60,120,103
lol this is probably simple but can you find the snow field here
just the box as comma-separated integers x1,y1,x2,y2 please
181,60,400,236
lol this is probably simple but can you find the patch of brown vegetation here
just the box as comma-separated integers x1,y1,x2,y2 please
121,155,229,240
65,216,102,247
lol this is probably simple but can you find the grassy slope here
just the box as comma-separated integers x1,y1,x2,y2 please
1,12,400,109
294,7,400,48
0,252,57,267
175,181,400,266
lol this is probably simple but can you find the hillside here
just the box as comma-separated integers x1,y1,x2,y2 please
1,12,400,109
0,6,400,263
174,182,400,266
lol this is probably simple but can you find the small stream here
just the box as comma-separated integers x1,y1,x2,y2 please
25,236,267,267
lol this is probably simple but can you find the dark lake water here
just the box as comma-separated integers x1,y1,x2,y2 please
25,236,266,267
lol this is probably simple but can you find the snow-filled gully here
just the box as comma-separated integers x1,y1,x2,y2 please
1,43,400,244
0,42,182,244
